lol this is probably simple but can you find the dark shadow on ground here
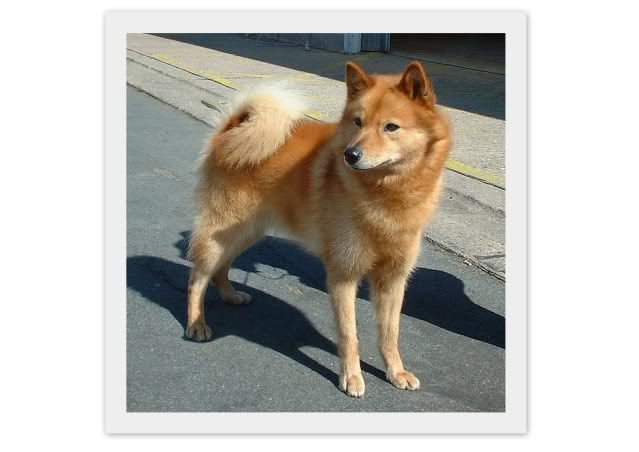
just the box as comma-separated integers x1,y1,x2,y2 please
127,255,388,388
390,34,505,74
173,231,505,349
152,33,505,120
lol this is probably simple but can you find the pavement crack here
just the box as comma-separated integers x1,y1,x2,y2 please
476,253,506,260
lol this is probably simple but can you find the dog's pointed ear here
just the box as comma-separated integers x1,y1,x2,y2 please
398,61,434,106
346,62,373,99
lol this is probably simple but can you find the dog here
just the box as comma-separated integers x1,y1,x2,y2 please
186,61,451,398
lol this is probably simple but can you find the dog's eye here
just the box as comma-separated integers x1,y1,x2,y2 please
354,117,362,127
384,123,400,132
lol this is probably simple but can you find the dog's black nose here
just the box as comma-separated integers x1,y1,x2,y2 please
344,147,362,165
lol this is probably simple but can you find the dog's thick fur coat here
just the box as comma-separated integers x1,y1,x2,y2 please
186,61,451,397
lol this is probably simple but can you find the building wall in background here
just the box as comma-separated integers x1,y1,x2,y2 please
244,33,389,54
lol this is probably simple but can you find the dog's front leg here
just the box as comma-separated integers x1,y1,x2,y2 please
369,268,420,391
327,273,365,398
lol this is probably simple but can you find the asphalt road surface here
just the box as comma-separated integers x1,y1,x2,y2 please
126,86,505,412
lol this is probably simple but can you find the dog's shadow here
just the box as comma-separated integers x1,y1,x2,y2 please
127,231,504,388
173,231,505,349
127,254,361,385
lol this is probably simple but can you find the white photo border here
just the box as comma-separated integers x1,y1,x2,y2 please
105,10,527,434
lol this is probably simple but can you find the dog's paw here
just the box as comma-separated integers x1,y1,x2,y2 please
185,321,213,341
387,370,420,390
339,373,366,398
222,290,252,305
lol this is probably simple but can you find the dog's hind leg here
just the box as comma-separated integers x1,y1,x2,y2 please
211,261,252,305
185,219,264,341
210,225,264,305
185,224,220,341
186,266,214,341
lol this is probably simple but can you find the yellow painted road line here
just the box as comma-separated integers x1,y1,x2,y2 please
145,51,504,188
151,53,241,90
352,51,382,63
305,110,330,121
445,159,505,189
224,73,272,78
199,69,242,90
149,52,329,123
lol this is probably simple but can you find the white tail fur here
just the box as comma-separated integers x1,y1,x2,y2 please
212,82,307,168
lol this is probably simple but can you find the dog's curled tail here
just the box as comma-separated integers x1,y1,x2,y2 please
209,83,307,168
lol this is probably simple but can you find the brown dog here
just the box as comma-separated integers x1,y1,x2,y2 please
186,61,451,397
